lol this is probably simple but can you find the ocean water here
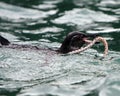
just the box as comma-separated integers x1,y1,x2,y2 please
0,0,120,96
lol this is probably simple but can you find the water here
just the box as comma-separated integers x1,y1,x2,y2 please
0,0,120,96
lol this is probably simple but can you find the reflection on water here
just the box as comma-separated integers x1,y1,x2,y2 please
0,0,120,96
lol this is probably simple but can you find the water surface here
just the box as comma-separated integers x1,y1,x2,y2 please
0,0,120,96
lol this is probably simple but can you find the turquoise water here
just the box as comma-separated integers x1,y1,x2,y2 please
0,0,120,96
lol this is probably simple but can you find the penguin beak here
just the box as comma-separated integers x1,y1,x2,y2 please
83,33,99,44
83,37,93,44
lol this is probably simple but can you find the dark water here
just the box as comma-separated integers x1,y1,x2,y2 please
0,0,120,96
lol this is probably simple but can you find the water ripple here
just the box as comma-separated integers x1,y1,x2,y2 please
0,0,120,96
